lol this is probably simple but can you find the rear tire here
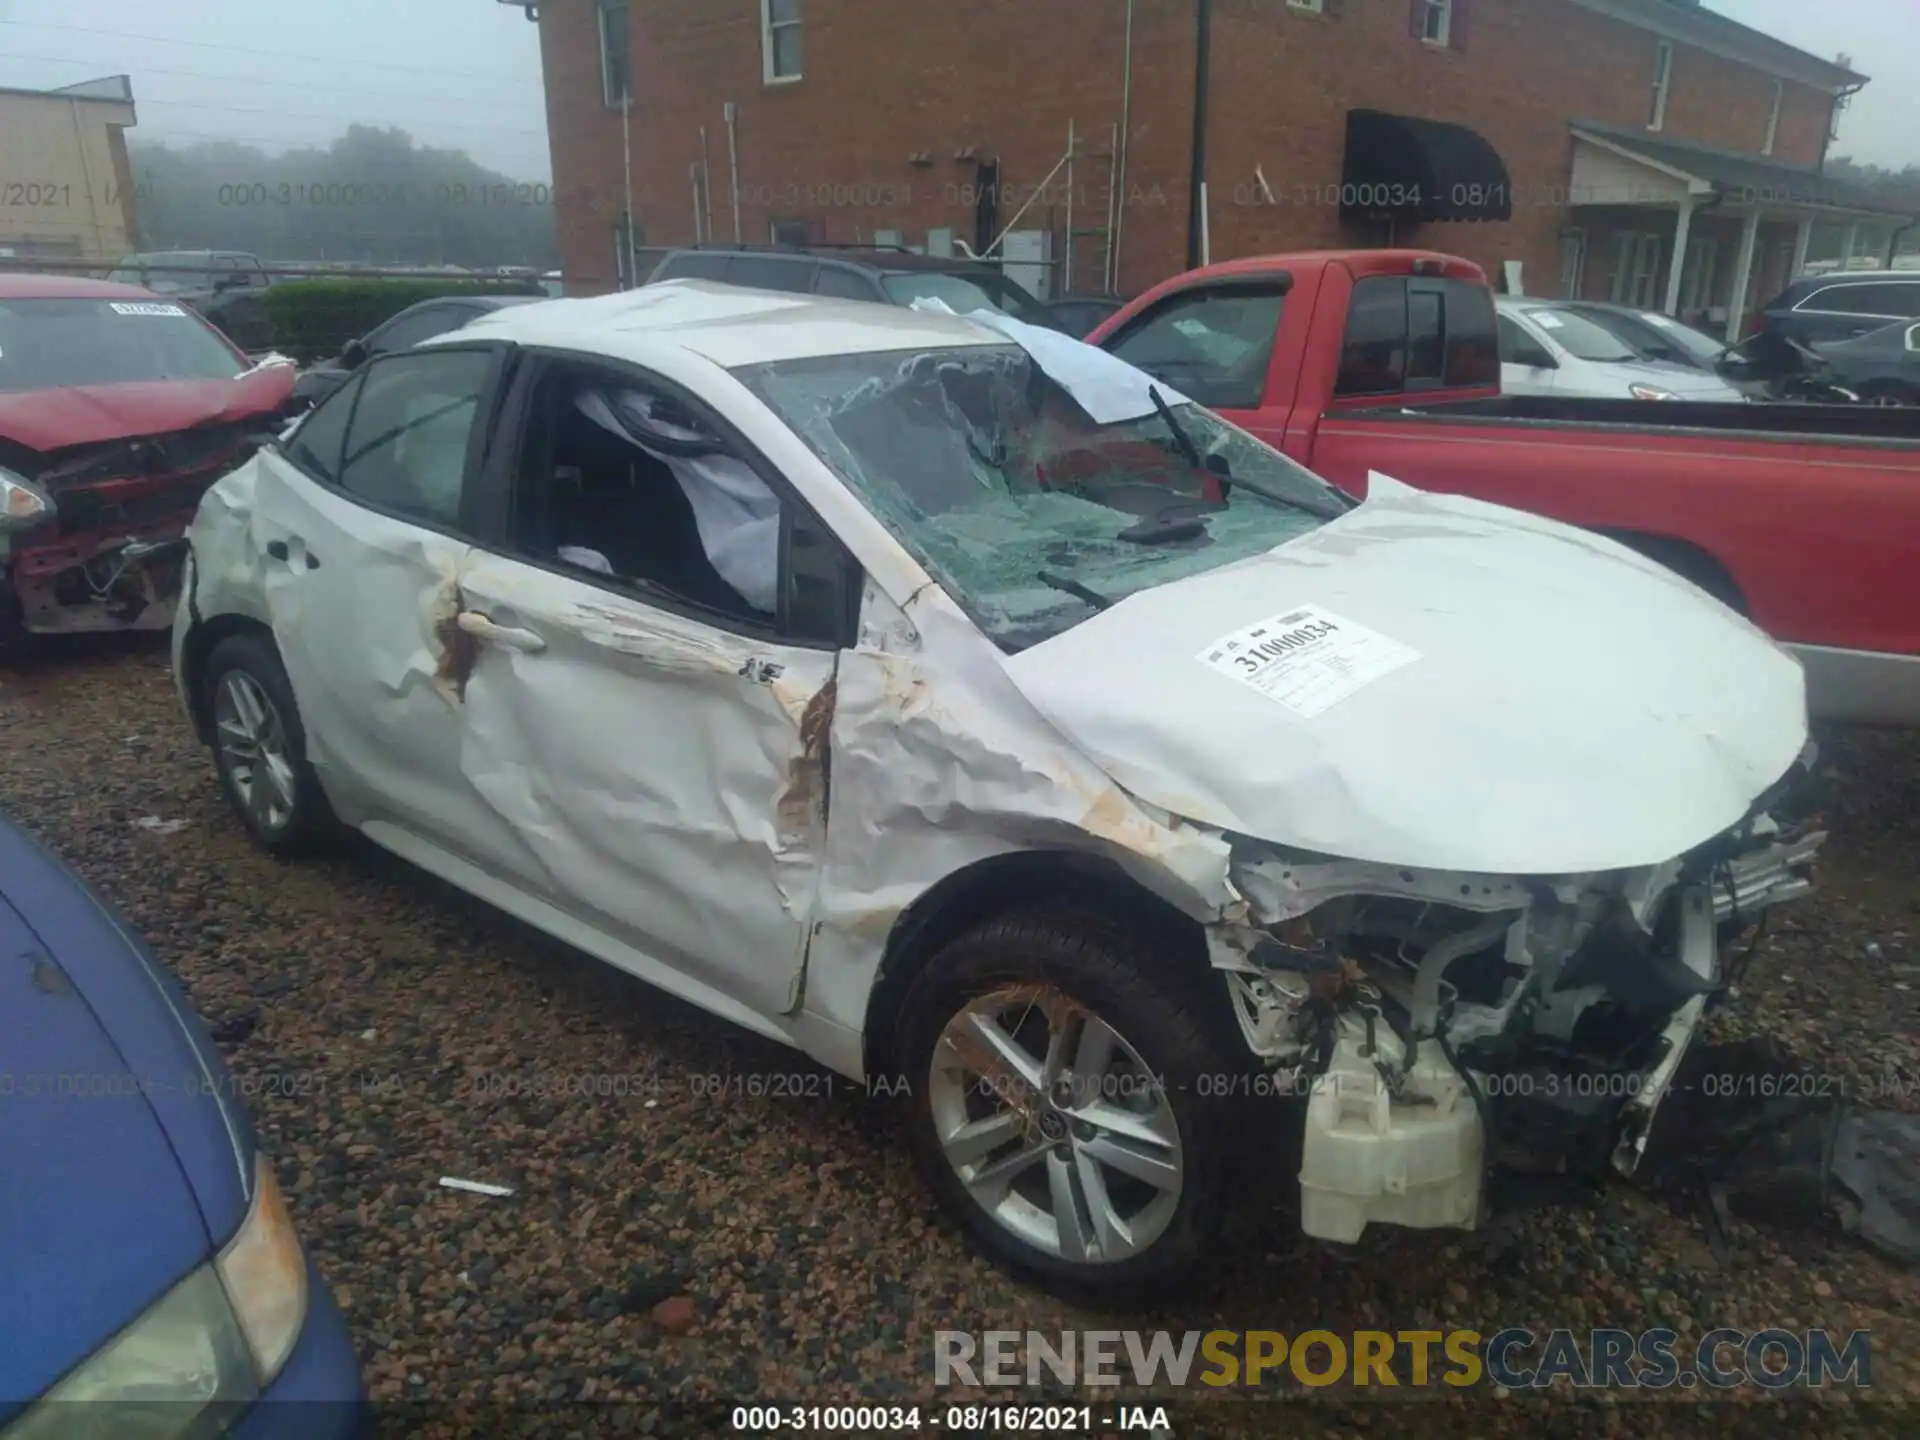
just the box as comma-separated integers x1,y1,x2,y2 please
203,633,336,855
894,910,1234,1302
1860,380,1919,408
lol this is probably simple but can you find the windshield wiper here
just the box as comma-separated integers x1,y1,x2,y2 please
1149,384,1204,468
1037,569,1114,611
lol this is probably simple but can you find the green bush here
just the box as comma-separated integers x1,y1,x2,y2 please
261,278,543,363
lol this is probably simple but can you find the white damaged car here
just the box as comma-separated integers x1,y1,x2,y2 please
172,281,1823,1297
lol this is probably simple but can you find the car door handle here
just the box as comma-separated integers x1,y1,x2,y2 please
456,610,547,653
265,539,321,569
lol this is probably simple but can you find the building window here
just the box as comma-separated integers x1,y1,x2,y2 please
1649,39,1673,131
1417,0,1452,46
1607,231,1663,308
1287,0,1325,12
598,0,632,107
762,0,803,84
1763,79,1784,156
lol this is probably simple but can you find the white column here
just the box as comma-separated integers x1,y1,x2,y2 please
1840,222,1860,267
1663,197,1696,315
1790,215,1814,280
1725,209,1763,344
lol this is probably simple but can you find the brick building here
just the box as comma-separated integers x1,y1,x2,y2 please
523,0,1911,338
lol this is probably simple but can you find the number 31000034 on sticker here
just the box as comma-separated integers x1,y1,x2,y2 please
1195,604,1422,719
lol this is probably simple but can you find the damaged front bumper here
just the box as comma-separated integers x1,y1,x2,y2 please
1204,758,1826,1245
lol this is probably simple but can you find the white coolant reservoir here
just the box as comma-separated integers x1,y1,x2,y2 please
1298,1029,1483,1243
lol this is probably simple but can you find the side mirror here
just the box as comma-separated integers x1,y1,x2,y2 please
340,338,370,369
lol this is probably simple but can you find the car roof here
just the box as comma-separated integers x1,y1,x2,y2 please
0,272,164,301
397,294,543,313
662,246,1003,278
1778,270,1920,296
449,278,1004,368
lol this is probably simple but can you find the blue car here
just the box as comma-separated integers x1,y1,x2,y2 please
0,816,366,1438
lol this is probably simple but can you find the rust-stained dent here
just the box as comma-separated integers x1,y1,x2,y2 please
432,587,481,703
778,676,837,835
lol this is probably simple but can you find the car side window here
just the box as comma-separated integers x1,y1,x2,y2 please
335,351,494,526
1441,280,1501,386
1806,282,1920,318
726,256,815,293
657,253,731,282
371,305,467,355
1105,284,1286,409
286,372,366,481
813,266,878,302
1335,277,1409,396
503,361,856,644
1498,313,1555,368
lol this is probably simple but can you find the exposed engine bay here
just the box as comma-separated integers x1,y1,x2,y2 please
1207,748,1826,1243
0,420,269,637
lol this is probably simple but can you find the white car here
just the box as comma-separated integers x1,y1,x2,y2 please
1496,297,1748,401
172,282,1822,1298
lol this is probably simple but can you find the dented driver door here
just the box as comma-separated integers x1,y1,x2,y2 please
444,546,841,1021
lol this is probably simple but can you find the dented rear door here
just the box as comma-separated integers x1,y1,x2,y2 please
448,551,836,1018
251,344,537,876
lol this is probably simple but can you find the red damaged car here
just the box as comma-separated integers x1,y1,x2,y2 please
0,273,296,650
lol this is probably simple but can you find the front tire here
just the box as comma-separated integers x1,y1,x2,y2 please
895,911,1232,1301
203,633,335,855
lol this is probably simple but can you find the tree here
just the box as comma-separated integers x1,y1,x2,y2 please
127,126,558,269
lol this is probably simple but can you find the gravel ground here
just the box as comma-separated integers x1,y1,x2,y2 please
1,636,1914,1438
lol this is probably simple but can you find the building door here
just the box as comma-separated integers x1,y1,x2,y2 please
974,161,1000,256
1559,230,1587,298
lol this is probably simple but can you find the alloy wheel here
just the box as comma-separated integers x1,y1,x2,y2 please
213,670,298,834
927,983,1183,1265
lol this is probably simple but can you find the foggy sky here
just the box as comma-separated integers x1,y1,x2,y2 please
0,0,1913,182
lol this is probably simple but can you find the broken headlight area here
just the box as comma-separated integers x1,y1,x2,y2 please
1207,795,1826,1244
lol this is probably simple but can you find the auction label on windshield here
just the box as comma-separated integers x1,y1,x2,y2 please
108,301,188,316
1197,605,1421,718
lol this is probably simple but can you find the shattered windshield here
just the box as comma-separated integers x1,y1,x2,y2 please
737,343,1349,650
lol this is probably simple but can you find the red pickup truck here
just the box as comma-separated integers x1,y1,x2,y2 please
1088,250,1920,725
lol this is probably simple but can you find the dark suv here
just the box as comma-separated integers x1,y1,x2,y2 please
647,246,1070,329
1756,269,1920,347
106,250,276,351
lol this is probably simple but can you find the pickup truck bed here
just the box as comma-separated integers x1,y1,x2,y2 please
1092,250,1920,724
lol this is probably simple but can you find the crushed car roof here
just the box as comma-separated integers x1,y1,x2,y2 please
447,279,1004,367
0,273,165,301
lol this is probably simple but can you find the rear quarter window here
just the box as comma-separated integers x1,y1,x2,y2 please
1335,275,1498,396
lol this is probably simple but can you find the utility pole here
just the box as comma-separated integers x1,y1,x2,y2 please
1186,0,1212,270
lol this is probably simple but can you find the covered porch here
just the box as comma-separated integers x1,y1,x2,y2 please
1558,121,1916,341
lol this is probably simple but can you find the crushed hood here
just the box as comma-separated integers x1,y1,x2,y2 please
1002,474,1808,875
0,368,295,454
